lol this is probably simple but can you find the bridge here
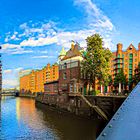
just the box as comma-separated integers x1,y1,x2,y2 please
1,88,19,96
1,92,18,96
97,82,140,140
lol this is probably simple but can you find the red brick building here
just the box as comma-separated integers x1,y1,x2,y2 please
59,42,84,94
44,81,58,94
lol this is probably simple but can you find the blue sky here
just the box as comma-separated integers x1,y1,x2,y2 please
1,0,140,88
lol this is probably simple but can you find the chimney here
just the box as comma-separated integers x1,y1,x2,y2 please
47,63,50,67
71,41,75,50
117,43,123,52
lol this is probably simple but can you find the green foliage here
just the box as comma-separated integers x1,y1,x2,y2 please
81,34,112,90
94,90,100,95
114,69,127,86
132,62,140,86
89,90,100,95
104,75,112,86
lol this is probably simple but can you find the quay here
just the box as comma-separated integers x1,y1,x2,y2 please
18,93,36,98
35,93,126,120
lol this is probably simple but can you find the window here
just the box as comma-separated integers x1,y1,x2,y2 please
129,69,132,73
118,64,120,68
129,64,133,69
64,63,67,69
117,54,120,58
129,59,133,63
129,74,132,79
129,53,133,58
135,54,137,56
70,84,73,92
63,72,67,79
74,84,77,93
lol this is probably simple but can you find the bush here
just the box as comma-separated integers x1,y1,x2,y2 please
91,90,100,95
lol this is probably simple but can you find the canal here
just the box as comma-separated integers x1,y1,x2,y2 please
1,96,104,140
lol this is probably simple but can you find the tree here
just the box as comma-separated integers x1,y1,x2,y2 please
132,62,140,86
114,69,127,93
81,34,112,94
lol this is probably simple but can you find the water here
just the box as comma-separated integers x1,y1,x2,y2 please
0,96,104,140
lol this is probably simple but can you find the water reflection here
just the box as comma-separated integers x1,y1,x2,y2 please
1,97,104,140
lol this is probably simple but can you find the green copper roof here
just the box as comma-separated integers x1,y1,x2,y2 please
59,47,66,56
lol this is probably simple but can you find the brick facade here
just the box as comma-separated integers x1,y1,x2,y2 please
58,42,84,94
110,43,140,82
20,63,59,94
59,61,81,93
44,81,58,94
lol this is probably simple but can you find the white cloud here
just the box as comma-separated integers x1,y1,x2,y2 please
73,0,114,49
2,0,116,89
74,0,114,31
10,34,19,41
2,0,115,54
32,55,55,59
4,37,9,42
11,50,33,54
39,50,48,54
2,44,20,50
3,79,18,87
15,67,23,71
3,69,12,74
3,67,24,88
20,36,57,47
3,67,23,74
19,22,28,29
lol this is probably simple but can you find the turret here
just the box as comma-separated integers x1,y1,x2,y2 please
58,47,66,62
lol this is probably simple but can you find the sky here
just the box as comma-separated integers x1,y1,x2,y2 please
1,0,140,89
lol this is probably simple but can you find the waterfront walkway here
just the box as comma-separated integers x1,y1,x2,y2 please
97,82,140,140
1,93,16,96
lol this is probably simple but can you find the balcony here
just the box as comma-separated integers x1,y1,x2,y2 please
114,62,123,65
114,67,122,71
114,57,123,61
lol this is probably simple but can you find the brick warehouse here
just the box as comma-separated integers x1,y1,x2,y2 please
20,42,140,95
110,43,140,90
58,42,140,94
20,63,59,94
44,80,58,94
58,41,85,94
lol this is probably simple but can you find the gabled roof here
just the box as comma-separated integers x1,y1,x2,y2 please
126,44,137,51
62,43,82,60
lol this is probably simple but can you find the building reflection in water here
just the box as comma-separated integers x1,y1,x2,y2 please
35,102,103,140
1,97,104,140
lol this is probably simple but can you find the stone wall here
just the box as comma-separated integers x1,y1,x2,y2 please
36,93,126,120
19,93,36,98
